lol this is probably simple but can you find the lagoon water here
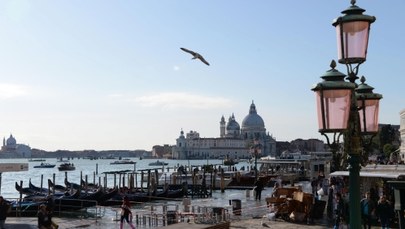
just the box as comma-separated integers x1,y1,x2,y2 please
0,157,250,198
1,158,314,228
1,157,261,228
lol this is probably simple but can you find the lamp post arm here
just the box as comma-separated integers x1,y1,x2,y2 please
345,63,361,83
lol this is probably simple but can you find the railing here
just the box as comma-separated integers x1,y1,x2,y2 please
7,197,101,221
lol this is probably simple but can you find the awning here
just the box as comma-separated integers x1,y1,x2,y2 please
329,171,403,179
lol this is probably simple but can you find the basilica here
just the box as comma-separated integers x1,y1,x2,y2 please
0,134,32,158
172,102,277,159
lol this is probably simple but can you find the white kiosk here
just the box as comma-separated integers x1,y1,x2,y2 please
0,163,29,194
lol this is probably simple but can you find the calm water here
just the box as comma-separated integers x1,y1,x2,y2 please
1,158,314,228
0,157,250,198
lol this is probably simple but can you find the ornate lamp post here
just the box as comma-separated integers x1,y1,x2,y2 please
250,139,262,181
311,1,381,228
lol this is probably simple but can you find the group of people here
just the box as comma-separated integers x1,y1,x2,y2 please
359,191,394,229
332,190,395,229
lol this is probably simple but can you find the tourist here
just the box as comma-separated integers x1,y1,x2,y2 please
376,195,393,229
327,185,335,220
120,196,135,229
271,182,280,197
46,195,59,229
361,191,376,229
37,204,53,229
311,177,318,196
0,196,10,229
333,192,345,229
254,178,264,201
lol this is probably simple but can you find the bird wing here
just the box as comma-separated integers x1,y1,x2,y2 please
181,47,210,66
180,47,196,56
197,55,210,66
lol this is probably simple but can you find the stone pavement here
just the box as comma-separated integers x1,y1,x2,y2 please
2,187,387,228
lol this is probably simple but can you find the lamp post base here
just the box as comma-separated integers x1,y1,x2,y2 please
348,154,361,229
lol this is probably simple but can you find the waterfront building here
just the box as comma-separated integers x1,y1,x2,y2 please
172,101,276,159
0,134,32,158
400,109,405,160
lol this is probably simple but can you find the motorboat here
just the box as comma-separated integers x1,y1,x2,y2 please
148,160,168,166
223,158,238,166
33,163,56,168
110,159,136,165
58,163,76,171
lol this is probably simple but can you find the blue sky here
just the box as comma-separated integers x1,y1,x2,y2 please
0,0,404,151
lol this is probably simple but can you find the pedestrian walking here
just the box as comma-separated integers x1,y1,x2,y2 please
254,178,264,201
0,196,10,229
120,196,135,229
376,195,393,229
333,192,345,229
361,191,376,229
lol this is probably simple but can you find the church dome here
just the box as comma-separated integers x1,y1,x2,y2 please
6,134,16,145
226,114,240,131
242,102,265,129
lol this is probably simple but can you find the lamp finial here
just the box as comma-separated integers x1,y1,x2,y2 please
330,60,337,69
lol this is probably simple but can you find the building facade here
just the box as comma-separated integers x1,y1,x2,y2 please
0,134,32,158
400,109,405,160
172,102,276,159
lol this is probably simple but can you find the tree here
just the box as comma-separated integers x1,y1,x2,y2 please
379,125,397,152
383,143,393,158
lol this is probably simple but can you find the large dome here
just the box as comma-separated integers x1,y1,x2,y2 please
242,102,264,128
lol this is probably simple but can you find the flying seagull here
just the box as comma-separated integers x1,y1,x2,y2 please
180,47,210,66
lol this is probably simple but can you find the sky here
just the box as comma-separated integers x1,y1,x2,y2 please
0,0,404,152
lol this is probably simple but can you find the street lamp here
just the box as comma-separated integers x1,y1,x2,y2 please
311,1,381,229
250,139,262,181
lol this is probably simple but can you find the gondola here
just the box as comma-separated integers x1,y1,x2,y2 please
64,178,81,190
78,187,104,201
15,182,35,195
96,188,119,206
48,179,67,192
29,180,49,193
80,179,99,189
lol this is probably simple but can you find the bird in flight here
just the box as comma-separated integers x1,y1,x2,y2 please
180,47,210,66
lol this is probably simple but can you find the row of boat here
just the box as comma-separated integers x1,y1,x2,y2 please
10,178,185,217
32,160,167,170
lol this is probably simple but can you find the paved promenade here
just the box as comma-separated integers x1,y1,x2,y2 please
2,187,386,228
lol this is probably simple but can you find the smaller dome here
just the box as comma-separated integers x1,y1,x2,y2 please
6,134,16,145
226,114,240,131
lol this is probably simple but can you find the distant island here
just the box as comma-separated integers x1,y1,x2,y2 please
0,148,151,159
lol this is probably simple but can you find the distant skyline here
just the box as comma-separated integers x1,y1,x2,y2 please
0,1,404,151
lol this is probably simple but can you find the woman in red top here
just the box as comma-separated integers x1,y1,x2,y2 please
120,196,135,229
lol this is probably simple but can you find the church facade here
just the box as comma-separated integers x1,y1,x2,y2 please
0,134,32,158
172,102,276,159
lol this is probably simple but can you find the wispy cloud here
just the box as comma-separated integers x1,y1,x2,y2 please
0,84,29,99
134,92,233,109
173,65,180,71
